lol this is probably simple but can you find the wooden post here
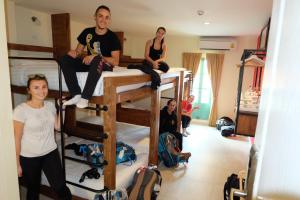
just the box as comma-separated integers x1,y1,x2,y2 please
149,87,161,165
51,13,70,59
175,71,184,132
103,77,116,189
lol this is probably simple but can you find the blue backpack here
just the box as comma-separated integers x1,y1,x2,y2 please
116,142,137,165
158,133,191,168
79,142,136,167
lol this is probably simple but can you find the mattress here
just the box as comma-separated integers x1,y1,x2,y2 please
10,59,185,96
42,121,150,199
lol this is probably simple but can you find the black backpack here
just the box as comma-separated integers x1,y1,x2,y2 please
223,173,242,200
216,117,234,130
221,125,235,137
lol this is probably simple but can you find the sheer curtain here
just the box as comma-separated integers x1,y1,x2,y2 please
182,53,202,78
206,53,224,126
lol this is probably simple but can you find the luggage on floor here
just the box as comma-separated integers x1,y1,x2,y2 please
127,166,162,200
94,188,128,200
67,142,137,167
158,132,191,168
216,116,235,130
221,125,235,137
116,142,137,165
80,143,105,167
223,173,245,200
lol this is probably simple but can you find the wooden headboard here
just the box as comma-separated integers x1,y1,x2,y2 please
7,42,143,67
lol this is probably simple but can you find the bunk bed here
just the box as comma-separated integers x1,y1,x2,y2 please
8,42,191,199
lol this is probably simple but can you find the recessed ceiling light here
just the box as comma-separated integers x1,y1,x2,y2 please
204,22,210,25
197,10,204,16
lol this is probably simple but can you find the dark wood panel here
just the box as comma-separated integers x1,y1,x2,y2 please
114,31,124,56
51,13,71,59
7,43,53,52
236,112,258,136
119,56,144,67
116,104,150,126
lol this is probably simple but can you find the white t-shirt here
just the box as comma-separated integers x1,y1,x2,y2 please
13,101,57,157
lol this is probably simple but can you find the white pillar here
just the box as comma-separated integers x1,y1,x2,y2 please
0,0,20,199
253,0,300,199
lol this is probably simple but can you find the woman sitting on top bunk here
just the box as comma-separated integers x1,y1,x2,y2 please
13,74,72,200
128,27,169,89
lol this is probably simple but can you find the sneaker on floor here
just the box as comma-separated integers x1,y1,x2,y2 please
76,98,89,108
63,95,81,106
186,131,191,135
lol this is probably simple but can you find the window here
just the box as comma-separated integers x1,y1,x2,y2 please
192,57,212,120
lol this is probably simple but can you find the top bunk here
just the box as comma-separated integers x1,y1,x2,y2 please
9,56,187,105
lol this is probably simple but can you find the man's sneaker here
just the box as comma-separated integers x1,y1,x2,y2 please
63,95,81,106
76,98,89,109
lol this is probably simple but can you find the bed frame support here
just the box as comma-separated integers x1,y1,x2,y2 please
103,76,117,189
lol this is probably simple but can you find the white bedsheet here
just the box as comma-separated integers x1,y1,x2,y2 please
42,121,150,199
10,59,185,96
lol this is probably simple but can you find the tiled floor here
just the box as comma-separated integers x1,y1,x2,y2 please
157,122,250,200
20,122,251,200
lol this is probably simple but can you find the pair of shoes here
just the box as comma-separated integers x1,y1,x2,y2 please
182,132,188,137
76,98,89,108
63,95,81,106
182,152,191,163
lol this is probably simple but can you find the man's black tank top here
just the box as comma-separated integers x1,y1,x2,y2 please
149,38,163,61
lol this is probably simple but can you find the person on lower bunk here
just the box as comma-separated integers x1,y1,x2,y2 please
60,5,121,108
13,74,71,200
159,99,183,150
181,95,200,136
128,27,169,89
159,99,191,167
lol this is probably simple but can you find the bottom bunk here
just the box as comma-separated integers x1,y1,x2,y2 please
37,120,150,200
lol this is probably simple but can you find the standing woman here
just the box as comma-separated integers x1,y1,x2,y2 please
144,26,169,71
13,74,71,200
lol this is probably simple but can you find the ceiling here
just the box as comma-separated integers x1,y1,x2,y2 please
12,0,273,36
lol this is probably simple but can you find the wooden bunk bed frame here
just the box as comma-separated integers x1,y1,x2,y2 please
8,43,192,198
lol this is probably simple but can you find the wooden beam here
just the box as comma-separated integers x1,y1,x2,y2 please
7,43,53,52
51,13,71,59
175,71,184,132
103,78,117,189
109,75,151,87
117,87,152,103
116,105,150,127
11,85,69,98
149,87,161,165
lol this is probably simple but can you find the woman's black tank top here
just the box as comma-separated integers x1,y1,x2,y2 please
149,38,163,61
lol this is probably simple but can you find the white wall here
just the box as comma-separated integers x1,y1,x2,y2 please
0,0,19,199
217,36,257,120
252,0,300,199
124,32,199,67
70,19,87,49
6,1,87,51
5,0,16,43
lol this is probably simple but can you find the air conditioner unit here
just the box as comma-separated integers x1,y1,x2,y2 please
200,37,237,51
